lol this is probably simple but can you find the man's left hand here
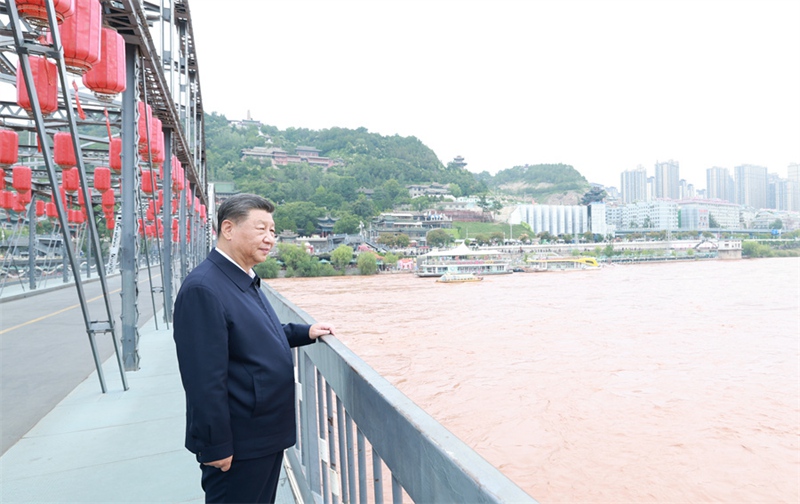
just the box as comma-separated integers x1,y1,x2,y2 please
309,323,336,340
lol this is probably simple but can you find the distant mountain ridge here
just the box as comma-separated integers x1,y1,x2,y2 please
206,112,590,205
476,164,589,202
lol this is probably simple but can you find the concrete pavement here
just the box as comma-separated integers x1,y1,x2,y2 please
1,288,297,503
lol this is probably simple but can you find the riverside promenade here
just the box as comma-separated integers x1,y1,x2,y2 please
0,278,296,503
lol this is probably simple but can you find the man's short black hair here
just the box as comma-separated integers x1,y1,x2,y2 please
216,193,275,233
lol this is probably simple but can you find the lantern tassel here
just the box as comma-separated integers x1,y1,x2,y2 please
104,108,112,143
71,80,86,120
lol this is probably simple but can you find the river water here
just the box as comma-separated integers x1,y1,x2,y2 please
269,258,799,503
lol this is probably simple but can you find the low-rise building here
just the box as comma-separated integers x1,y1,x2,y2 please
510,205,589,236
369,211,452,242
407,183,451,199
241,146,340,169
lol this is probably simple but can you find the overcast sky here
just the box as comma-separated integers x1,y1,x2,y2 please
187,0,800,190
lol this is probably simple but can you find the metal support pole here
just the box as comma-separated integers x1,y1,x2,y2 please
179,172,187,280
86,224,92,278
121,43,140,371
28,198,35,290
162,129,173,323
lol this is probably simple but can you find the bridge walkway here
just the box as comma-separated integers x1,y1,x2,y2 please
0,286,298,504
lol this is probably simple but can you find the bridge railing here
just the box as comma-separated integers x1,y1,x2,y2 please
265,286,537,504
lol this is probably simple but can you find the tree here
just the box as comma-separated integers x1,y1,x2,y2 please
603,244,615,257
537,231,554,242
581,187,607,205
770,218,783,230
357,252,378,275
490,231,505,244
331,245,354,271
351,195,376,219
273,201,324,235
709,214,720,229
383,252,399,268
426,228,453,248
477,194,490,213
410,196,431,211
448,183,462,198
253,257,281,279
333,213,361,234
490,198,503,218
518,233,530,243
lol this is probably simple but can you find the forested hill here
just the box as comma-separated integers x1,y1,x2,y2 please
475,164,589,201
204,112,486,203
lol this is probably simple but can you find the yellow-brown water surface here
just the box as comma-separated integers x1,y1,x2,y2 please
269,258,799,503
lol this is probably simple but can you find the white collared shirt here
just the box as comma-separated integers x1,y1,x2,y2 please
215,247,256,279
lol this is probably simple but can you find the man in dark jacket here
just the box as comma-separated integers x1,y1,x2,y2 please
173,193,335,503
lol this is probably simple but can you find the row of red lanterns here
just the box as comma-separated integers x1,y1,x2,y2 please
15,0,125,112
137,217,190,242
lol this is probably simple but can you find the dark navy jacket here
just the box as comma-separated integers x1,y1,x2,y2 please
173,249,314,463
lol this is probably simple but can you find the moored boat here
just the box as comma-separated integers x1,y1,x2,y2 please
526,256,600,272
436,272,483,283
416,243,511,277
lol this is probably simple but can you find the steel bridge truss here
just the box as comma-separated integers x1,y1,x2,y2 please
0,0,209,392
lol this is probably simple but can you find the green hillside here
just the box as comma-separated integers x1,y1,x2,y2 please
205,112,485,202
477,163,589,201
204,112,594,233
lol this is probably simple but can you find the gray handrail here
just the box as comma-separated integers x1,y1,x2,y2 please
266,285,537,504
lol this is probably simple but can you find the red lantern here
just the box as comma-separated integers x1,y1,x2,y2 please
109,137,122,172
36,199,45,217
171,198,179,215
137,102,152,147
63,167,80,192
0,190,12,210
12,166,31,192
199,204,207,221
16,55,58,117
17,190,32,205
15,0,75,27
141,116,164,163
106,213,115,229
0,130,19,167
46,201,58,219
82,27,126,102
12,193,25,213
141,170,155,194
146,200,155,222
94,166,111,193
102,188,115,210
61,0,102,75
54,132,77,169
0,168,5,190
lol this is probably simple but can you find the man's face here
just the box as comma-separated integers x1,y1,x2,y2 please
225,209,276,270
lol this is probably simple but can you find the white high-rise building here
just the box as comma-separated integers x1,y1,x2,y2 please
735,164,768,209
707,167,735,203
620,166,648,203
655,160,680,200
788,164,800,212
